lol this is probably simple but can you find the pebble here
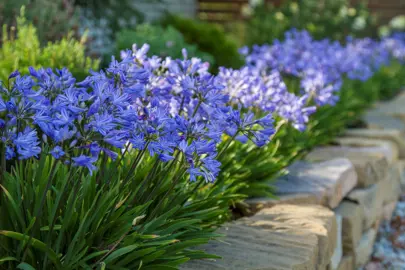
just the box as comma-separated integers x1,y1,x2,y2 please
364,195,405,270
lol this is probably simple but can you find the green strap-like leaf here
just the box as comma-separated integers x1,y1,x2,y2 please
0,230,62,269
0,256,17,264
141,265,177,270
104,244,138,264
16,262,36,270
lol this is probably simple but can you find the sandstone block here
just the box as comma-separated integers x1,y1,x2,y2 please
181,204,337,270
272,158,357,208
334,137,398,165
377,165,402,205
180,222,319,270
346,184,382,231
247,204,337,268
334,201,364,254
329,215,343,270
355,228,378,268
374,91,405,121
247,193,319,213
307,147,388,188
337,255,354,270
395,160,405,191
362,110,405,131
345,129,405,159
383,201,397,221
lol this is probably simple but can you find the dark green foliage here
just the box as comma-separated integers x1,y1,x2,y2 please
74,0,146,34
0,151,227,269
246,0,378,45
0,9,99,82
161,14,244,72
0,0,76,43
116,24,214,64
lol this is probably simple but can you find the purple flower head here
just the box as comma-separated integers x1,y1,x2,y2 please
72,155,98,175
8,70,20,80
50,146,65,159
13,128,41,160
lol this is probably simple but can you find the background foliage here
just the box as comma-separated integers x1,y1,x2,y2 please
245,0,378,45
0,0,75,43
116,24,214,64
161,14,244,71
0,9,99,82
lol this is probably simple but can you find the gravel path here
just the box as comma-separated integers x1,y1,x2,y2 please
365,195,405,270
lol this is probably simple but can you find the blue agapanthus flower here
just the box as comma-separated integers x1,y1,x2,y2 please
50,146,65,159
72,155,98,175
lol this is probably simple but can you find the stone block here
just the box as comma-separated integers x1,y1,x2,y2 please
272,158,357,209
180,222,319,270
362,110,405,132
345,129,405,159
394,160,405,192
307,147,388,188
329,215,343,270
181,204,337,270
377,165,402,205
247,205,337,268
346,184,382,231
334,201,364,254
337,255,354,270
355,228,378,268
334,137,398,165
374,91,405,121
383,201,397,221
247,193,319,213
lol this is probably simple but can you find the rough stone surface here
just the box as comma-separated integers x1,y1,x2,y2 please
247,193,319,213
330,215,343,270
382,201,397,221
355,228,378,268
344,129,405,159
180,222,319,270
374,91,405,122
334,137,398,165
334,201,364,254
247,205,337,268
362,110,405,132
346,184,382,231
306,148,388,188
181,204,338,270
377,165,402,205
394,160,405,192
272,158,357,209
336,255,354,270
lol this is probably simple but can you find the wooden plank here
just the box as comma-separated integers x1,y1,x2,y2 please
198,0,247,3
198,8,241,13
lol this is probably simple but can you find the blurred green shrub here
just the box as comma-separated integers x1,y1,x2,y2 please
161,15,244,71
74,0,145,33
0,8,99,82
116,24,215,63
246,0,378,45
379,15,405,37
0,0,76,43
74,0,148,60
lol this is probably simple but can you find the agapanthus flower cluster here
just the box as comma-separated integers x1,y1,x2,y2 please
382,33,405,62
237,29,405,126
217,66,316,131
0,45,276,183
2,29,403,182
